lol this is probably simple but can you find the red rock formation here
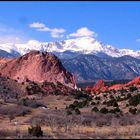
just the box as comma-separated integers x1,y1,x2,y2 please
92,80,105,92
85,86,92,92
86,80,108,94
108,84,124,90
86,76,140,94
125,76,140,86
0,50,76,88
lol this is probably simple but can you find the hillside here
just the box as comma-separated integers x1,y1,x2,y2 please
62,54,140,81
0,50,76,88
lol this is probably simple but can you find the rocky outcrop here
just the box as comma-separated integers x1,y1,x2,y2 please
86,76,140,94
0,50,76,88
86,80,108,94
125,76,140,86
108,84,124,90
92,80,108,93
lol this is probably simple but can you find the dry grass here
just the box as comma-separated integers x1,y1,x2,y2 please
0,95,140,139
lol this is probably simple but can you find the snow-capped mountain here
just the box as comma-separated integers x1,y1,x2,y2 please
0,36,140,58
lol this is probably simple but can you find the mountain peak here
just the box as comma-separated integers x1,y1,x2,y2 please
0,37,140,59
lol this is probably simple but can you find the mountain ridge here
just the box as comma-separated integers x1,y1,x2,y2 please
62,54,140,81
0,37,140,59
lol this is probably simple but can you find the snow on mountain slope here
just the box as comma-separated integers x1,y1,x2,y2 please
0,36,139,58
119,49,140,58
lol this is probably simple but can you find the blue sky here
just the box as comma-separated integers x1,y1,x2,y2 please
0,1,140,50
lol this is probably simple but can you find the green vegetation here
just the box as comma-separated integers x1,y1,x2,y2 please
119,88,128,94
53,89,62,95
91,107,99,112
128,93,140,106
106,99,118,107
28,125,43,137
66,110,72,115
71,90,90,100
26,82,43,95
129,107,137,114
68,100,88,110
129,86,138,92
109,107,121,114
91,102,96,105
75,108,81,115
18,98,45,108
100,108,109,114
95,96,101,100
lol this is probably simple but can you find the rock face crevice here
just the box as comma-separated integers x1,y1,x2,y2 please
0,50,76,88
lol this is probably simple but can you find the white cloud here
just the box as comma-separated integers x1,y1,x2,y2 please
0,23,31,44
51,32,64,38
29,22,66,38
0,35,26,44
68,27,97,38
136,38,140,42
29,22,46,28
37,27,50,32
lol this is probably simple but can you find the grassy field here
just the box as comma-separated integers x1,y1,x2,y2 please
0,77,139,139
0,94,140,139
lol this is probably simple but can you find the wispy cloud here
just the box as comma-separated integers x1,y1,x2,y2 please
29,22,66,38
29,22,46,28
0,35,28,44
136,38,140,42
0,24,15,33
0,23,29,44
67,27,98,38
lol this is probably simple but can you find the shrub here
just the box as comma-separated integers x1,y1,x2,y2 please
82,119,92,126
100,108,108,114
18,98,45,108
95,120,110,127
120,88,127,94
28,125,43,137
75,108,81,115
113,102,119,107
70,100,88,109
78,100,88,108
103,94,107,97
66,110,72,115
72,91,89,100
53,89,62,95
0,105,31,116
73,100,79,106
9,114,15,122
119,117,134,126
129,86,138,92
91,102,96,105
126,93,132,99
109,95,114,99
106,99,118,107
109,107,121,114
91,107,99,112
96,101,100,105
26,82,43,95
68,104,76,110
21,82,24,85
128,94,140,106
95,96,101,100
116,96,121,101
129,107,137,114
120,93,125,97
